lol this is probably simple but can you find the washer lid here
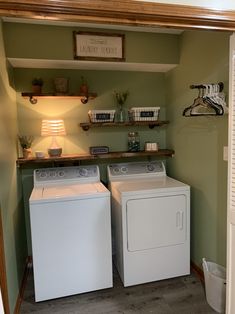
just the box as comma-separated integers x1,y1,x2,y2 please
111,176,190,195
30,182,109,203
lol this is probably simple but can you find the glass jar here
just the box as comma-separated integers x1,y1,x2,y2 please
128,132,140,152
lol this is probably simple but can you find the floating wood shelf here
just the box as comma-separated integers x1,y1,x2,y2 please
16,150,174,167
21,92,97,104
79,120,169,131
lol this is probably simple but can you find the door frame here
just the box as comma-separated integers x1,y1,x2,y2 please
226,32,235,314
0,207,10,314
0,1,233,313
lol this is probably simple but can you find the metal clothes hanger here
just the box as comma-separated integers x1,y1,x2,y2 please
183,87,220,116
183,83,225,117
203,84,224,115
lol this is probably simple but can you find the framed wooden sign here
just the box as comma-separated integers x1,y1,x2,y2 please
73,31,125,62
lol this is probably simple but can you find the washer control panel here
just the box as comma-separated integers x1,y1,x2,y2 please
108,161,166,179
34,165,99,184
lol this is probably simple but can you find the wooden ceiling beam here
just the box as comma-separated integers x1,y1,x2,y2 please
0,0,235,31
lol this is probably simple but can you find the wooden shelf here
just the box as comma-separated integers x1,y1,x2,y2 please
21,92,97,104
16,149,174,167
80,120,169,130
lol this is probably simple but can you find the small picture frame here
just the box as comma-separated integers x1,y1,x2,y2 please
73,31,125,62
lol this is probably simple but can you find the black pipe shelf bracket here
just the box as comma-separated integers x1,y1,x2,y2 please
190,82,224,92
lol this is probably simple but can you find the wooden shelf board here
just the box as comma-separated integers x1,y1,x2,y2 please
80,120,169,130
16,149,174,166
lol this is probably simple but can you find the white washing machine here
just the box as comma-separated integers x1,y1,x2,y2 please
107,161,190,287
29,165,112,302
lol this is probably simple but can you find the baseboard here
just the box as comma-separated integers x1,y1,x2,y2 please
14,256,32,314
191,260,205,283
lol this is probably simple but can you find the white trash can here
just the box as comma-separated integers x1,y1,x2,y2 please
202,258,226,313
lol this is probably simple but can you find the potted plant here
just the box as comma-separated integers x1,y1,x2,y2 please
32,78,43,94
79,76,89,95
18,135,34,159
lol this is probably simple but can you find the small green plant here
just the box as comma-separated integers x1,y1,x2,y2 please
114,90,129,122
114,90,129,106
32,78,43,86
18,135,34,149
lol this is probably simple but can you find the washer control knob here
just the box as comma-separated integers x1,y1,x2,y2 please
121,167,127,173
79,168,88,177
39,171,47,178
147,164,155,172
58,170,65,178
113,167,120,174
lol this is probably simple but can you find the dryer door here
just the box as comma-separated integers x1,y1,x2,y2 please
126,194,187,252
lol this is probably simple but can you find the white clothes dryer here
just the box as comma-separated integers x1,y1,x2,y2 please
29,165,112,302
107,161,190,287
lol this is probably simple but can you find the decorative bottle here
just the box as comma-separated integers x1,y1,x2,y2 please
128,132,140,152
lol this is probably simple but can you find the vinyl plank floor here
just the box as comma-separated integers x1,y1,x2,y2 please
20,266,216,314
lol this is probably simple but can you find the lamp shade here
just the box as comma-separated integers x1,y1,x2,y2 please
41,119,66,136
41,119,66,157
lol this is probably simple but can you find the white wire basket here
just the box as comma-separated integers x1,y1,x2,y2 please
128,107,160,121
88,110,116,123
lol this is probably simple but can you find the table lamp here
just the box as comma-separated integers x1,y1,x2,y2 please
41,119,66,157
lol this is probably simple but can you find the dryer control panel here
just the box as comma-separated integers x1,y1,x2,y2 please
108,161,166,180
34,165,100,185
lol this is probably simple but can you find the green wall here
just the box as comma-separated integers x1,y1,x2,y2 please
166,30,229,267
3,23,179,64
0,20,27,313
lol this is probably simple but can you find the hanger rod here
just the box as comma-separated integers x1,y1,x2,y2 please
190,82,224,92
